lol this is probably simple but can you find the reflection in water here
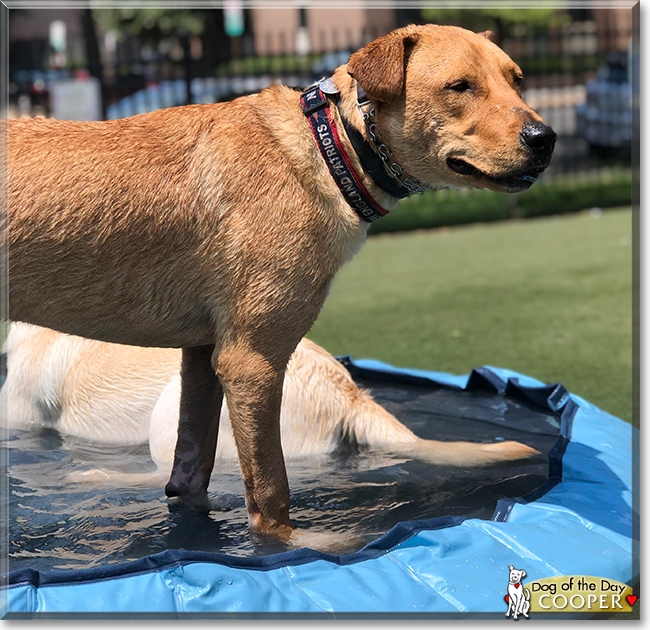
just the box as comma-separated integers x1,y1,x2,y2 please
4,381,560,572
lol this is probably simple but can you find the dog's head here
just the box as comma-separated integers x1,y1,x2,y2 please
508,565,527,584
346,24,555,193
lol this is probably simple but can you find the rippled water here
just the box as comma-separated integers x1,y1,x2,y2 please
4,377,561,572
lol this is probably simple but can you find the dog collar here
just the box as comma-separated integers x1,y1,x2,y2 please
339,108,413,200
354,83,429,197
301,83,388,223
303,79,428,206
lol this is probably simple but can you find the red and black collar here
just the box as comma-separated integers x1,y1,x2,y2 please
301,83,388,223
301,80,429,223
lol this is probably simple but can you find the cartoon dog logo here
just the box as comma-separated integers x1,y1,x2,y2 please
505,565,531,620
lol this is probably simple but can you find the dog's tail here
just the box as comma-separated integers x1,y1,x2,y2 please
345,392,540,467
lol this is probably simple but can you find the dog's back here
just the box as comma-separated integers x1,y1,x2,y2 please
0,322,179,443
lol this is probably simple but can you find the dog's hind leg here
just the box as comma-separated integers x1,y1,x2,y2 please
165,345,223,501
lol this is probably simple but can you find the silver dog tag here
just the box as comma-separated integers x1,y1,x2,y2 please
318,78,340,95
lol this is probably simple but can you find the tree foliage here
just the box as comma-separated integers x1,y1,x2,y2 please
93,8,207,40
421,7,570,37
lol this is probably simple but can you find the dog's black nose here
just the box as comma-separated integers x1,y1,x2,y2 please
520,122,556,157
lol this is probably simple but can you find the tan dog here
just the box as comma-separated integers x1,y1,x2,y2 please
0,323,537,473
6,25,554,537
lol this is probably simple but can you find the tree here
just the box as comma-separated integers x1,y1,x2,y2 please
421,7,570,43
81,8,106,118
93,9,206,42
92,8,235,65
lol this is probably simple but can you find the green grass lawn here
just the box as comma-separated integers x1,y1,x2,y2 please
308,208,634,425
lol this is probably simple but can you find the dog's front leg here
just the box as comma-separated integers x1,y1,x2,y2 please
217,342,293,538
165,345,223,500
512,595,521,620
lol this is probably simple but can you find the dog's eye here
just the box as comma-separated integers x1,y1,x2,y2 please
514,75,524,88
448,80,473,93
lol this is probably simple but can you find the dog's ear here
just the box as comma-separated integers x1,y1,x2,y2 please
508,565,514,570
347,30,418,102
521,570,527,578
478,30,494,42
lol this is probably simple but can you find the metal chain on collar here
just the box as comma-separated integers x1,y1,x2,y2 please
359,103,429,195
312,76,429,196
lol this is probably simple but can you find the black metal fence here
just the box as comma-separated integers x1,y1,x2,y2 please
9,16,633,182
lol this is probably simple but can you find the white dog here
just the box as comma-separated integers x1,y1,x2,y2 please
0,323,538,480
506,565,531,619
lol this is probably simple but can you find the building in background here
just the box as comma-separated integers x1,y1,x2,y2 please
10,8,86,71
592,7,633,51
251,5,396,55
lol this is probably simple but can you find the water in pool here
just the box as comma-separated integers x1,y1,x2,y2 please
4,377,561,572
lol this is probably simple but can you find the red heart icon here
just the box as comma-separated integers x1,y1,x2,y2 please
626,595,638,607
504,595,509,604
